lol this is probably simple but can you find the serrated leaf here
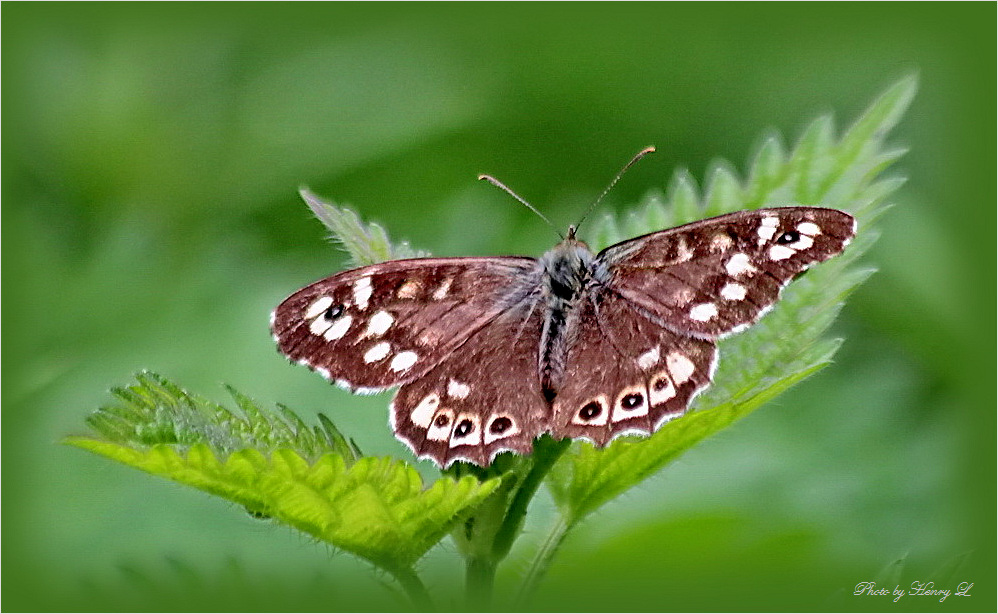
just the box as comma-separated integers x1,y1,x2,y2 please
666,168,701,225
548,363,825,523
66,438,499,573
547,76,915,526
744,134,788,208
299,188,427,266
588,211,623,251
792,114,836,204
77,371,357,463
702,161,743,217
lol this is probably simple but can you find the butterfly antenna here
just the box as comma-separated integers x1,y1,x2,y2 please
575,145,656,231
478,173,563,239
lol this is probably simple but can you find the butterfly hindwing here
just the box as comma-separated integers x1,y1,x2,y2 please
551,292,718,446
271,257,537,391
599,207,855,339
390,305,549,467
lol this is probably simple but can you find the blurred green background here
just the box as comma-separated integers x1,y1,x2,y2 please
3,3,994,611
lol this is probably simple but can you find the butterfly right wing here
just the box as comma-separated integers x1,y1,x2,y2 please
598,207,855,339
271,257,538,392
550,291,718,446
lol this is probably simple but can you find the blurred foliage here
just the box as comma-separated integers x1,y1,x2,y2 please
2,3,994,612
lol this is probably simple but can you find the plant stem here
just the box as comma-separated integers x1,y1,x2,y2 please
491,436,571,560
391,566,433,611
516,515,570,606
465,555,497,609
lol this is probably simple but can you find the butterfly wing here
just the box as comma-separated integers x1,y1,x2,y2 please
550,291,717,445
597,207,855,338
271,257,539,391
390,304,549,467
549,206,853,445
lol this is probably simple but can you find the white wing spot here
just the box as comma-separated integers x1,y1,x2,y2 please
309,317,334,336
305,296,334,320
720,282,747,301
432,277,453,300
396,280,422,299
353,276,373,310
426,408,454,441
363,310,394,337
447,379,471,399
410,393,440,428
570,395,609,426
789,234,814,250
725,252,757,276
637,347,660,370
363,341,391,363
769,244,796,260
667,352,696,384
390,350,419,372
611,385,649,422
649,371,676,405
450,413,482,446
316,367,331,380
757,216,779,244
797,221,822,236
710,233,734,251
484,415,520,444
689,302,718,322
675,237,693,262
324,314,353,340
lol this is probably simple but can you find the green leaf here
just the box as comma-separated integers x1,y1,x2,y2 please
80,371,357,463
547,76,916,526
67,372,500,577
299,187,427,266
702,161,743,218
67,438,497,573
667,167,702,226
548,363,824,522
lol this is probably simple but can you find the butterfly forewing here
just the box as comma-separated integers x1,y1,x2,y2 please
271,257,538,391
599,207,855,339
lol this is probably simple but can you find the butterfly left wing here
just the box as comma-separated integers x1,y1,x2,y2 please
390,303,549,467
271,257,538,392
597,207,855,339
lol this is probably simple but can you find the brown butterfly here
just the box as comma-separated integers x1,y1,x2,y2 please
271,159,854,468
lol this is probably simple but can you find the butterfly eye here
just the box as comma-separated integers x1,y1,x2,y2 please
323,304,345,320
621,393,644,409
579,401,603,420
776,230,800,245
489,416,513,434
454,419,474,437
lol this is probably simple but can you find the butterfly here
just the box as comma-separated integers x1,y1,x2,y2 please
271,163,855,468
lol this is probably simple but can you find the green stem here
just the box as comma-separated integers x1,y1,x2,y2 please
516,515,571,606
466,556,497,609
391,566,433,611
491,436,571,560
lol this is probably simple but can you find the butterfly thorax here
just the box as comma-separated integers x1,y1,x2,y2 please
536,237,610,403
